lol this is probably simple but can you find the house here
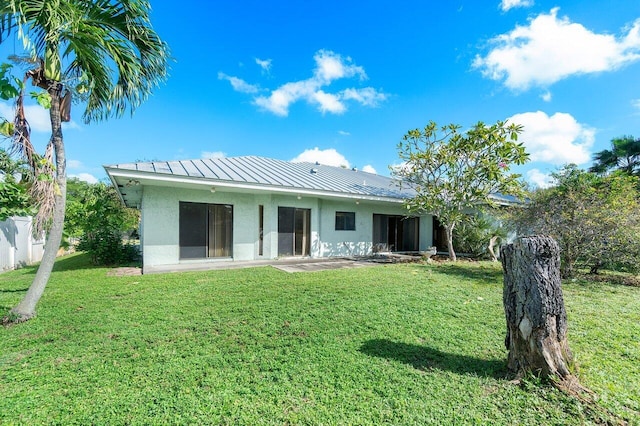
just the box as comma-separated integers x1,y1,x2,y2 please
104,156,434,273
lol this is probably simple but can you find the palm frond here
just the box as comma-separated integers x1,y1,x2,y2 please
11,89,36,168
30,140,56,234
1,0,169,123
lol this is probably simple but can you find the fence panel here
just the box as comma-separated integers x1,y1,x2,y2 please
0,217,44,272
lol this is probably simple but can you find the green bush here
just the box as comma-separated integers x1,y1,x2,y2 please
453,213,507,259
67,179,140,265
77,229,139,265
510,166,640,277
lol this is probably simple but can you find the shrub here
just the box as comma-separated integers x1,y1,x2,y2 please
68,180,140,265
77,229,139,265
453,213,507,259
509,166,640,277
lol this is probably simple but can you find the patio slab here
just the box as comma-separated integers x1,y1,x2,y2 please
142,257,375,275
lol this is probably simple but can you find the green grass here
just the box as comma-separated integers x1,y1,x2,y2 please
1,254,638,425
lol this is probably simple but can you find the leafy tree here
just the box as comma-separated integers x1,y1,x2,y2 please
64,177,99,238
589,135,640,176
0,149,34,220
510,165,640,278
68,180,139,265
1,0,169,322
393,120,529,261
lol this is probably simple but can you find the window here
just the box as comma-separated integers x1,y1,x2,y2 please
258,205,264,256
278,207,311,256
335,211,356,231
179,202,233,259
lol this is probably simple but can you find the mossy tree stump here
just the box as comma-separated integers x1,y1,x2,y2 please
501,235,575,381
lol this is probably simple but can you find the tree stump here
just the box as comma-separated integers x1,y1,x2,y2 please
501,235,574,381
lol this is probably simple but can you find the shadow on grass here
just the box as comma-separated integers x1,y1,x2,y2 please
51,253,100,272
360,339,507,379
0,288,29,293
428,263,504,285
12,253,97,275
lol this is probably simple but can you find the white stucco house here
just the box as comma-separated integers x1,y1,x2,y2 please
105,156,434,273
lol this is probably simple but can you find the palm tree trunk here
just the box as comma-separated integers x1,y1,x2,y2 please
11,86,66,321
445,222,457,261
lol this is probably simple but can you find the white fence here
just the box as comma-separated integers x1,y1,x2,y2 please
0,217,45,272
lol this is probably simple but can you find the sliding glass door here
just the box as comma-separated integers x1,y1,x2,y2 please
372,214,419,252
179,202,233,259
278,207,310,257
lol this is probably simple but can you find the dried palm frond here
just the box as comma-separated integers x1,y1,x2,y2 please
60,90,71,122
30,140,56,235
11,88,37,169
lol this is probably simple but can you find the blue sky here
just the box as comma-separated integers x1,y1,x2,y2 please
2,0,640,187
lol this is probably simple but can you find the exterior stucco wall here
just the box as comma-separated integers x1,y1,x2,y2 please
317,200,433,257
141,185,433,268
142,186,265,266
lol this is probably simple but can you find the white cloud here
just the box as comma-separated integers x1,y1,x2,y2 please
342,87,387,107
254,80,316,116
362,164,377,174
201,151,226,159
218,72,259,94
389,161,410,175
527,169,553,188
313,50,366,83
474,8,640,90
540,91,552,102
291,147,350,168
0,101,79,132
338,130,351,136
69,173,98,184
312,90,346,114
255,58,272,73
631,99,640,111
500,0,533,12
507,111,595,165
246,50,386,116
67,159,82,169
0,102,48,132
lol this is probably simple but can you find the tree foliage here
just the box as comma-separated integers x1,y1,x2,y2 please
0,0,170,123
509,165,640,278
0,148,34,221
66,179,139,265
589,135,640,176
393,120,529,260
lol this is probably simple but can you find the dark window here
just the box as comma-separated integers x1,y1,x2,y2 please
258,205,264,256
373,214,419,252
335,211,356,231
179,202,233,259
278,207,311,256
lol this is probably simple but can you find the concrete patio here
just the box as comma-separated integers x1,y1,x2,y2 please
141,256,377,275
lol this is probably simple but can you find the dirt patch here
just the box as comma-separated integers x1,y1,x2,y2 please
107,267,142,277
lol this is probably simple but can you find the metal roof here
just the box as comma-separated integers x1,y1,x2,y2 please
104,156,414,207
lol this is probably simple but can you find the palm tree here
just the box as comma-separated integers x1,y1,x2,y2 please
0,0,169,321
589,135,640,176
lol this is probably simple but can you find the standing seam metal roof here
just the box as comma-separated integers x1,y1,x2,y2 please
106,155,414,199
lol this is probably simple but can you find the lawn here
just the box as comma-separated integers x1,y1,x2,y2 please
1,254,638,425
